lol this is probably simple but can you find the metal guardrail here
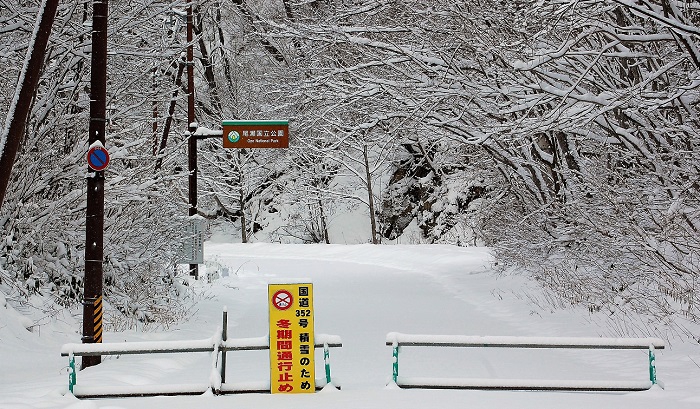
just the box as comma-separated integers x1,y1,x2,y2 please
60,309,342,398
385,332,665,391
60,337,342,356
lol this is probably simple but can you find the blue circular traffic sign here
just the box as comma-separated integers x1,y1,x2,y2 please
87,146,110,171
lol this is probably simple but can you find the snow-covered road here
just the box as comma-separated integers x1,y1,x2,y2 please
1,243,698,408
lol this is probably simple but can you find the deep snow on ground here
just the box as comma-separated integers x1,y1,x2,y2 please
1,243,699,409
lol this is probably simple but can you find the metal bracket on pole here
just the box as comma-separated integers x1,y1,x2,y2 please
81,296,97,306
83,171,105,180
81,296,97,343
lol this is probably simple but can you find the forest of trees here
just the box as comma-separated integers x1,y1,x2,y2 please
0,0,698,336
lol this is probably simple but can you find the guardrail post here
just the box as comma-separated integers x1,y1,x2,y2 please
68,353,76,393
649,344,657,385
324,343,332,384
392,343,399,383
221,307,228,384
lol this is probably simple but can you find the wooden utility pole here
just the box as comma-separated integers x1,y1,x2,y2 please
187,1,199,279
0,0,60,211
82,0,109,369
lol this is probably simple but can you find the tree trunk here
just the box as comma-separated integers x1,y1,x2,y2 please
319,198,330,244
238,153,248,243
151,66,159,156
0,0,60,211
154,59,185,172
239,182,248,243
363,144,379,244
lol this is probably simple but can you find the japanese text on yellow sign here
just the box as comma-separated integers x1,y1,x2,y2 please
269,283,315,394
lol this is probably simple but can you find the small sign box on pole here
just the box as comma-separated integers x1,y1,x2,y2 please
178,218,204,264
222,120,289,149
269,283,315,394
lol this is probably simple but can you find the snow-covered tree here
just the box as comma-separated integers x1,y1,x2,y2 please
261,0,700,329
0,0,194,328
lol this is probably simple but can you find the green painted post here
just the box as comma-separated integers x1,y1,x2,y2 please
324,343,332,384
68,354,76,393
649,345,657,385
392,344,399,383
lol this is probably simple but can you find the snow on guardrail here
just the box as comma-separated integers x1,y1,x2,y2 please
385,332,665,349
62,333,343,356
61,337,217,356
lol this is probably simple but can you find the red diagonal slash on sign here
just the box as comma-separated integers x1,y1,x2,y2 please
87,146,110,172
272,290,293,311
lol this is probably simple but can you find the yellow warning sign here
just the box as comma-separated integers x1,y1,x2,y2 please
269,283,315,393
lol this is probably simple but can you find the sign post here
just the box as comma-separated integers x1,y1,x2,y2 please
82,0,109,370
269,283,315,394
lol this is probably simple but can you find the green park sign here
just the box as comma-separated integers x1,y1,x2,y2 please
222,120,289,149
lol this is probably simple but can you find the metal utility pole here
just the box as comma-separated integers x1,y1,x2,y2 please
82,0,108,369
187,1,199,279
0,0,60,211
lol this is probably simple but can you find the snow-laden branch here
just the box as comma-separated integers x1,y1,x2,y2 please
613,0,700,35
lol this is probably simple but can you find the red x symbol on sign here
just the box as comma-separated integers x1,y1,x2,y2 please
273,290,293,311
